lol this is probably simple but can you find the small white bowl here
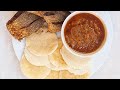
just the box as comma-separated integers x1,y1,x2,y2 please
61,11,108,57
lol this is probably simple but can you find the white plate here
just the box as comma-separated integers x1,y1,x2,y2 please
10,11,113,77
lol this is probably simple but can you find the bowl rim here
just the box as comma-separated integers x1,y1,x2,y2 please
61,11,108,57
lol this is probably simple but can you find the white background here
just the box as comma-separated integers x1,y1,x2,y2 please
0,11,120,79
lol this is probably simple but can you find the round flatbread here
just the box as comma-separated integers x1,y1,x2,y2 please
24,48,50,66
59,70,90,79
45,70,59,79
26,31,58,56
48,39,68,70
60,46,91,69
20,55,51,79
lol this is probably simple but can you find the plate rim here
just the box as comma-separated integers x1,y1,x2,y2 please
11,11,114,78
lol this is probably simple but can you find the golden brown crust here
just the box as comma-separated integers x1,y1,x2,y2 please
6,11,46,41
7,24,30,40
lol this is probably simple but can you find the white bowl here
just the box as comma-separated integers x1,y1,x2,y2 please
61,11,108,57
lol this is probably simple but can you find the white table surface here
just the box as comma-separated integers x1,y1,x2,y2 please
0,11,120,79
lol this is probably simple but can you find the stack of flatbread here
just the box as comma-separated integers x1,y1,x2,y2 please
20,33,91,79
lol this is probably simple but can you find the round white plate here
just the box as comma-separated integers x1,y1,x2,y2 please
11,11,113,77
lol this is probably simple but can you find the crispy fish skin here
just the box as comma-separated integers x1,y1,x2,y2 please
28,11,71,33
6,11,46,41
28,11,70,23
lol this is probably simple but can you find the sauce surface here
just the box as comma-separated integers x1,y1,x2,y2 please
64,13,105,53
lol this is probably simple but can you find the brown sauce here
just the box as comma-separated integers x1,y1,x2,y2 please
64,13,105,53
